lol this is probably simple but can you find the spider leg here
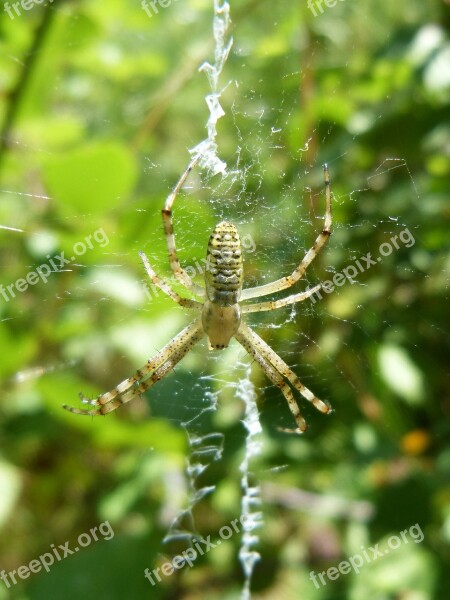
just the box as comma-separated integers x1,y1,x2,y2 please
63,319,204,415
139,251,203,309
241,284,322,314
161,156,206,298
236,321,330,428
240,164,331,301
235,324,307,433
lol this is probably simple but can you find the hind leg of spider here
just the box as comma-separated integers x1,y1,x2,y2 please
235,327,307,433
237,322,331,416
63,319,204,415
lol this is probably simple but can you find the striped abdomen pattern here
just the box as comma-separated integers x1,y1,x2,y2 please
205,221,244,306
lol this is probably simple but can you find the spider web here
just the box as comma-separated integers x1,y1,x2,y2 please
1,1,447,599
161,6,265,596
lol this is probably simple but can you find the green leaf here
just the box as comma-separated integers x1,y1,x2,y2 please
42,142,138,214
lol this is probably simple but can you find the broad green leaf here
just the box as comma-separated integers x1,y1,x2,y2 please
42,142,138,214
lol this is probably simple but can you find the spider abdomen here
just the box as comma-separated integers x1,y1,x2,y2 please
205,221,244,306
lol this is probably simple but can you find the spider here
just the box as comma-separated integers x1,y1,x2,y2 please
63,157,332,433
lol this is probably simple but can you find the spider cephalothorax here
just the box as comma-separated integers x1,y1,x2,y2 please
64,157,332,433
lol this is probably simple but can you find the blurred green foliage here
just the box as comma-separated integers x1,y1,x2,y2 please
0,0,449,599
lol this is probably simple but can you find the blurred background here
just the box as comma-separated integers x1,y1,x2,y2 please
0,0,449,598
